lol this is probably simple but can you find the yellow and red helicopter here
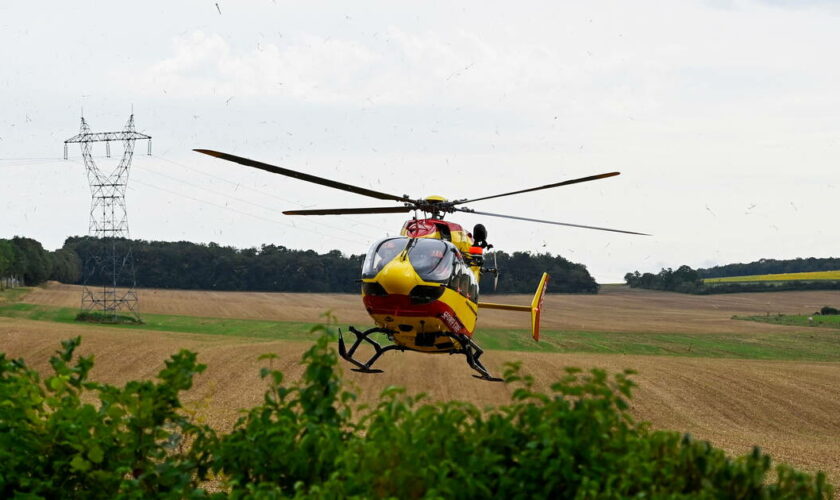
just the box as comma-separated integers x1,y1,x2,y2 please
195,149,647,380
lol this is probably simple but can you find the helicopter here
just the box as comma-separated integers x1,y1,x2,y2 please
195,149,647,380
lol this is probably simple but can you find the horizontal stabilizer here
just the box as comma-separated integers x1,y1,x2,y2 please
478,272,550,341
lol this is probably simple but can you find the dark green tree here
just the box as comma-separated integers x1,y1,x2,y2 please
9,237,52,285
0,240,14,278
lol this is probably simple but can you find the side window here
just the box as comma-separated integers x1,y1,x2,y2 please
458,272,470,298
447,260,477,300
447,265,461,294
468,269,479,302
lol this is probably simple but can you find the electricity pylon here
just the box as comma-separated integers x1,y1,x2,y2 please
64,113,151,319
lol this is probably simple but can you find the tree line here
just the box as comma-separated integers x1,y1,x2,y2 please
0,237,81,289
625,260,840,295
493,250,598,293
5,235,599,294
623,266,704,293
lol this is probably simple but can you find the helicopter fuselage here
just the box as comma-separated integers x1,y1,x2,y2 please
360,218,483,353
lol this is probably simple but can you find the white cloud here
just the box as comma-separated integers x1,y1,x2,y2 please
123,27,667,117
129,30,380,103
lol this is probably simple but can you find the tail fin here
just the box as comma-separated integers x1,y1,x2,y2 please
477,272,550,342
530,272,550,341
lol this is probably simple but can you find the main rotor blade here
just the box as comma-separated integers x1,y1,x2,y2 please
283,206,414,216
194,149,409,202
457,208,650,235
456,172,620,205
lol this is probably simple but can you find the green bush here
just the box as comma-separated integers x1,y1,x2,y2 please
0,337,211,498
819,306,839,316
75,311,143,325
1,330,834,499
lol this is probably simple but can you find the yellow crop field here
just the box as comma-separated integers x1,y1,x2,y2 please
704,270,840,283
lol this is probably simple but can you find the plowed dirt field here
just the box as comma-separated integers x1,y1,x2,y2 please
4,284,840,486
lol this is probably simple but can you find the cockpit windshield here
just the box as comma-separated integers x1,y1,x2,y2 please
408,238,455,282
362,237,409,278
362,237,457,282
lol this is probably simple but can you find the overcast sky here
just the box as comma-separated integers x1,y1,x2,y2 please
1,0,838,282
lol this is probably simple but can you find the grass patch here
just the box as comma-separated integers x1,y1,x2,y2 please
2,302,839,361
736,313,840,330
0,287,32,303
0,303,322,342
476,328,840,361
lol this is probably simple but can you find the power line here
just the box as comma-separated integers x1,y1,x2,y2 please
0,157,66,161
136,160,374,243
130,177,370,248
149,154,386,232
0,159,68,168
3,152,372,248
0,157,122,169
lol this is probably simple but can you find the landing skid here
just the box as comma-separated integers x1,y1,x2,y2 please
337,326,404,373
337,327,502,381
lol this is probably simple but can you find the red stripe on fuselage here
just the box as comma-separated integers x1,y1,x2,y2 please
363,294,470,335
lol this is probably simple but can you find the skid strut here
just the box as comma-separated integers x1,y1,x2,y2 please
455,334,502,382
338,326,403,373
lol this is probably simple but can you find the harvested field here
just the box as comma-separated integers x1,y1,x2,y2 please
23,282,840,334
1,316,838,485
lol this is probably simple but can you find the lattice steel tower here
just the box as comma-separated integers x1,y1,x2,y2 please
64,114,151,319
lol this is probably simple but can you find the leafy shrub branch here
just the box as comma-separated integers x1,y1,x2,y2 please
1,329,833,498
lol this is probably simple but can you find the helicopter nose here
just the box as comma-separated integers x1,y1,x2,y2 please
376,255,419,295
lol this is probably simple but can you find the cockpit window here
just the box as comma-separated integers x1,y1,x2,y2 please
362,237,409,278
408,238,455,282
